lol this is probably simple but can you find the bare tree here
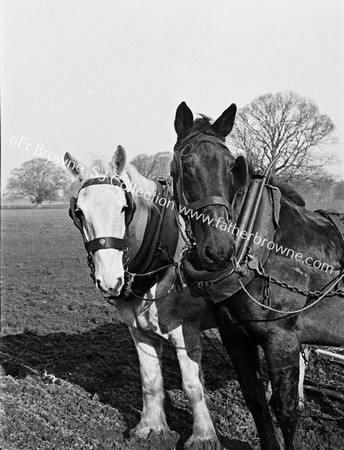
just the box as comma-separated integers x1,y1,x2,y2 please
5,158,71,206
131,151,172,179
227,92,336,183
333,180,344,201
63,179,82,201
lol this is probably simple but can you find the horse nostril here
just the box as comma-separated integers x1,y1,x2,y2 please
115,277,124,291
96,279,104,291
96,278,123,294
204,246,214,262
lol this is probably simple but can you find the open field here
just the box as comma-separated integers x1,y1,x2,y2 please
1,208,344,449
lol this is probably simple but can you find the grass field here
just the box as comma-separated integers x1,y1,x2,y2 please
1,208,344,449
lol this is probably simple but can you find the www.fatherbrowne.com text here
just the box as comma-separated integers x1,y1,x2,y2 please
119,177,334,275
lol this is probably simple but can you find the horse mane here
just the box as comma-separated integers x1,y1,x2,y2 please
274,182,306,207
175,115,220,148
192,116,216,134
243,158,306,207
125,165,157,198
83,158,110,179
123,164,159,213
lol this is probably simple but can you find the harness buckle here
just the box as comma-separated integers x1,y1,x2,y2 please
197,280,213,289
247,255,267,277
300,345,309,366
123,272,135,298
154,241,163,257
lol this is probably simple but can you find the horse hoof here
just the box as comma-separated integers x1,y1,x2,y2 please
185,437,223,450
132,422,170,440
129,428,178,449
297,398,305,412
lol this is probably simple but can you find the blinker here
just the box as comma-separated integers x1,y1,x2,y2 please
69,197,82,231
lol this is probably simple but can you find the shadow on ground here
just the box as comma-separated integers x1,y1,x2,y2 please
1,324,255,449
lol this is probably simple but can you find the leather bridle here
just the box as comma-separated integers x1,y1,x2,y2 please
69,175,182,299
171,134,235,219
69,176,135,253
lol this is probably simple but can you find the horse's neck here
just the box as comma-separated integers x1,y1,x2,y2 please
123,170,184,266
278,197,344,266
122,171,157,261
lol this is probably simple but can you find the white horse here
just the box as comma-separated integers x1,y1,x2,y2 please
64,146,307,449
64,146,222,449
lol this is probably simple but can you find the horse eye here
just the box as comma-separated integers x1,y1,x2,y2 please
121,205,128,213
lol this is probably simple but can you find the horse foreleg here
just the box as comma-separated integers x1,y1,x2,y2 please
266,348,309,411
219,330,282,450
298,346,309,411
170,326,222,450
129,326,169,438
264,335,302,450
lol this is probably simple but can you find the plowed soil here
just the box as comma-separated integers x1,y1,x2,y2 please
1,208,344,449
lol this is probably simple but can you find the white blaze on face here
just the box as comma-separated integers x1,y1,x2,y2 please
78,184,128,296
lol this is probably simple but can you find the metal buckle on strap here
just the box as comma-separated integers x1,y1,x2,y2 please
197,280,213,288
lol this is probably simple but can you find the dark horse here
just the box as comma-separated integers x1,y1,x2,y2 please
171,102,344,450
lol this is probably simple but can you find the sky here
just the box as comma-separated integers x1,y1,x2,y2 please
2,0,344,189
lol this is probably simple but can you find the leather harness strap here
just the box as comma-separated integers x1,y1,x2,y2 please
187,196,233,216
85,236,128,252
316,209,344,239
123,178,179,299
325,212,344,238
128,180,173,274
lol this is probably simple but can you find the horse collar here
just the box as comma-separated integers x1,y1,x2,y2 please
122,178,180,300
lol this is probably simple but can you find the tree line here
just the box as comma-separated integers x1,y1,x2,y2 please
4,91,344,207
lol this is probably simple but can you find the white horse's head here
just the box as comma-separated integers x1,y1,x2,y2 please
65,146,148,297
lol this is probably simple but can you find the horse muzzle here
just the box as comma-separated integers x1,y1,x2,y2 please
199,242,234,271
96,276,125,297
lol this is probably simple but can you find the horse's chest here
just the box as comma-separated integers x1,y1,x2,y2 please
137,305,160,333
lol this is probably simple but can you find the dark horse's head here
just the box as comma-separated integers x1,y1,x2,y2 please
171,102,249,271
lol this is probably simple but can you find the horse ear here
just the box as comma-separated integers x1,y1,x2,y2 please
212,104,237,138
232,155,249,191
111,145,127,175
174,102,194,137
64,152,84,179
